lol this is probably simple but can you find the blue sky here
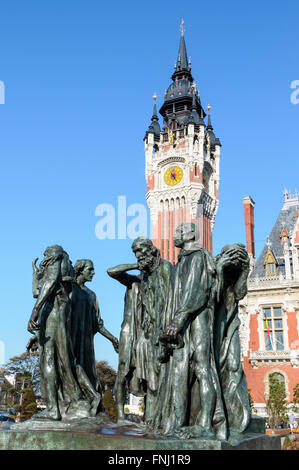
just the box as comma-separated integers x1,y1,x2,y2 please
0,0,298,370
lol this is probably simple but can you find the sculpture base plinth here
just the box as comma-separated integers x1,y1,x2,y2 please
0,418,281,450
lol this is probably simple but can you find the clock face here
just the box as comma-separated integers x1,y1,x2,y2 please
164,166,183,186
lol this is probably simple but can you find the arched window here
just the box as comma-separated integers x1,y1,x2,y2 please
270,372,285,389
265,370,289,401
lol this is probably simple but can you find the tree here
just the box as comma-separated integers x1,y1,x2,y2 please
3,352,40,395
266,373,288,429
292,383,299,413
95,361,117,392
103,387,117,422
20,387,38,422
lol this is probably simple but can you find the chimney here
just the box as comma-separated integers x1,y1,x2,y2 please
242,196,255,261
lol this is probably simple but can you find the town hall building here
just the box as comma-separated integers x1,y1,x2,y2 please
240,191,299,417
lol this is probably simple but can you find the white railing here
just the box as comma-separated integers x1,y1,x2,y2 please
248,274,299,289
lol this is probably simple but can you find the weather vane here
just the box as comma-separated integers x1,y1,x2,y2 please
179,19,185,36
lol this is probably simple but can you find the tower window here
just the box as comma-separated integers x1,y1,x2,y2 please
263,307,284,351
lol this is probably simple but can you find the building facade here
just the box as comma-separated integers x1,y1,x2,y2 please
240,191,299,417
144,31,221,263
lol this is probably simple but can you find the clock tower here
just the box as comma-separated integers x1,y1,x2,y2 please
144,28,221,264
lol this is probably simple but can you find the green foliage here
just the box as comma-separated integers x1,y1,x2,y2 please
292,383,299,413
3,352,40,395
95,361,117,391
283,434,299,451
266,374,288,429
103,387,117,422
20,387,38,422
283,435,292,448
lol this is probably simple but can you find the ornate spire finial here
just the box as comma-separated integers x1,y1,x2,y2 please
179,19,185,36
207,104,212,114
152,92,157,103
283,188,288,201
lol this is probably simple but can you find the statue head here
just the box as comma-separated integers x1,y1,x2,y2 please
43,244,64,259
74,259,95,285
132,237,160,273
38,245,66,280
174,223,200,248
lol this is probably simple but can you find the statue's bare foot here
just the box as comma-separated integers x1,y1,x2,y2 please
176,425,215,439
117,418,136,426
35,407,61,421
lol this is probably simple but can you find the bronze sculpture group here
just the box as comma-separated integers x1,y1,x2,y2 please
27,223,251,441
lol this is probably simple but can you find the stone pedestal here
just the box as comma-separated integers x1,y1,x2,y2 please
0,417,281,450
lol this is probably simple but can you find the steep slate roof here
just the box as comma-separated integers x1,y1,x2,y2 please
250,200,299,278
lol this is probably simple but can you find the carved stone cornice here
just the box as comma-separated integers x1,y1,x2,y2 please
157,156,186,168
249,350,299,368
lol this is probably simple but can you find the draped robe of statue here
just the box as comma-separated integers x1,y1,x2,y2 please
33,248,91,419
214,244,251,434
114,258,172,425
70,283,104,408
156,246,228,440
30,246,104,419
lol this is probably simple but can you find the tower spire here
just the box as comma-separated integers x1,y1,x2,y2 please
206,104,213,130
145,92,160,140
152,92,158,120
172,21,192,82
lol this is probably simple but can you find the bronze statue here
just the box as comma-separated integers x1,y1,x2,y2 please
27,245,86,420
158,223,227,439
109,224,251,440
27,247,117,421
107,237,172,425
70,259,119,413
214,244,251,434
26,230,251,440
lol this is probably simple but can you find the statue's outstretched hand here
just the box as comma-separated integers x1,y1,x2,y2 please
27,308,40,333
26,335,38,352
159,321,180,343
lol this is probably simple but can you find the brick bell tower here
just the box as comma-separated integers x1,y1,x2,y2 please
144,27,221,264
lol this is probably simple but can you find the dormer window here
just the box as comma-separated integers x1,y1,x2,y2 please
264,248,277,277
